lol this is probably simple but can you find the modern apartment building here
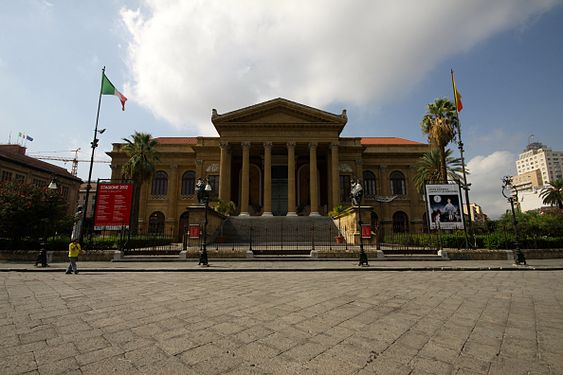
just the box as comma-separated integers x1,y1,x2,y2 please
516,141,563,185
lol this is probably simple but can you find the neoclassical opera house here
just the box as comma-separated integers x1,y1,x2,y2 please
108,98,429,239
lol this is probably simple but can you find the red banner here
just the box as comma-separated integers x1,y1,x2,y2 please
94,183,134,230
188,224,201,238
361,224,372,239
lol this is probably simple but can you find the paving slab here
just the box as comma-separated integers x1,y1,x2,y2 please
1,261,562,374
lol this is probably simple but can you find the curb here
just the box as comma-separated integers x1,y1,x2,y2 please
2,266,563,272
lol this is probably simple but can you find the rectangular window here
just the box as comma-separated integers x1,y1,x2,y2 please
33,178,47,187
207,175,219,199
339,175,351,203
15,174,25,183
1,171,13,181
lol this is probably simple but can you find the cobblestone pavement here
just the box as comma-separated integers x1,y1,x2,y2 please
1,270,562,374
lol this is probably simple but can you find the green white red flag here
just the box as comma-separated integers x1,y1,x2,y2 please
101,73,127,111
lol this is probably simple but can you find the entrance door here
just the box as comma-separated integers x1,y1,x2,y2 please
178,211,189,242
272,166,288,216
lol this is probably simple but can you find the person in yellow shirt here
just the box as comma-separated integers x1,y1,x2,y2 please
66,239,81,274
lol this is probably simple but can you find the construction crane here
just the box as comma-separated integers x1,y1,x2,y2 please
29,148,111,176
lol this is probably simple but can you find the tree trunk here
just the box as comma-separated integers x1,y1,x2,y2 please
439,147,448,183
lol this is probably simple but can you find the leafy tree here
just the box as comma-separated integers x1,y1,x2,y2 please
0,181,69,240
213,199,236,216
121,132,160,234
540,179,563,209
420,98,459,182
496,210,563,239
413,148,466,194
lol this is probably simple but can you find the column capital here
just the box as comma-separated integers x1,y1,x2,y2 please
219,141,230,149
330,141,340,149
355,159,363,166
196,159,203,166
309,142,318,150
263,141,272,149
287,141,296,149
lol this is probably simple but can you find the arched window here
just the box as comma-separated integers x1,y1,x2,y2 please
393,211,409,233
363,171,377,198
181,171,196,196
151,171,168,196
390,171,406,195
148,211,165,234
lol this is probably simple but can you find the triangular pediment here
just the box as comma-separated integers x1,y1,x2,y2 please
212,98,347,132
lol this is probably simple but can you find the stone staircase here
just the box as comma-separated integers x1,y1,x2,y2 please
220,216,340,255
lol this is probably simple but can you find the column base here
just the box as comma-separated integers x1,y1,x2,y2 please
262,212,273,216
286,212,297,216
239,212,250,216
309,212,321,216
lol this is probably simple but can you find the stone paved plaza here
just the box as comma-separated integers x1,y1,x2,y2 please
1,270,563,374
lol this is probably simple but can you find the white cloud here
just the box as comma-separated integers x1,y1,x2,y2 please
467,151,516,218
120,0,558,134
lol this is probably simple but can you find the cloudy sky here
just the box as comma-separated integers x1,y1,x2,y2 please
1,0,562,218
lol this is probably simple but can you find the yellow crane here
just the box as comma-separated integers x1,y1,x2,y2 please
29,148,110,176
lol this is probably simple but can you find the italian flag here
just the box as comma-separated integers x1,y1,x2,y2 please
101,73,127,111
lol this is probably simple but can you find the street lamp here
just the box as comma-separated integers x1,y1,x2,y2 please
501,176,527,265
80,124,107,243
351,178,368,266
198,178,212,266
36,177,58,267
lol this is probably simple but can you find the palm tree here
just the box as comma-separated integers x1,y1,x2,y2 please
121,132,159,233
414,148,466,194
540,179,563,209
420,98,459,182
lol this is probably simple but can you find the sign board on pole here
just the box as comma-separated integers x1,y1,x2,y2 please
361,224,372,239
425,184,464,230
94,183,134,230
188,224,201,239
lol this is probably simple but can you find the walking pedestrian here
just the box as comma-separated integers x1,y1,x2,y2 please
66,239,81,274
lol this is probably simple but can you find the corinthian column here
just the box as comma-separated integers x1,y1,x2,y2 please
240,142,250,216
331,142,340,209
219,141,230,200
287,142,297,216
262,142,273,216
309,142,320,216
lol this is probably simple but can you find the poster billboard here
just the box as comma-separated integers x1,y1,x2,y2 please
94,182,134,230
425,184,464,230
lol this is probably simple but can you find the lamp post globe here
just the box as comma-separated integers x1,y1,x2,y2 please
351,178,368,267
198,178,212,266
36,177,58,267
501,176,527,266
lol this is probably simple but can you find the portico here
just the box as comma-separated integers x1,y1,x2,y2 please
212,98,348,217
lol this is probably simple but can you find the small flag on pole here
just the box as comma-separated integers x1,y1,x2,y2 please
451,70,463,112
26,135,33,141
101,73,127,111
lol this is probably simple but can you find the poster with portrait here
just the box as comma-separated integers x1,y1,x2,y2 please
425,184,464,230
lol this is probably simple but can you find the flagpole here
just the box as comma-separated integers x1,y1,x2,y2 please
451,69,475,249
80,66,105,244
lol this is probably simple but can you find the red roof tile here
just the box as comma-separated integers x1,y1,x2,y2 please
156,137,198,145
361,137,424,145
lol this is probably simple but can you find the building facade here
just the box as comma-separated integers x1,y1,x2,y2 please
108,98,429,238
516,142,563,185
76,182,97,218
0,144,82,215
